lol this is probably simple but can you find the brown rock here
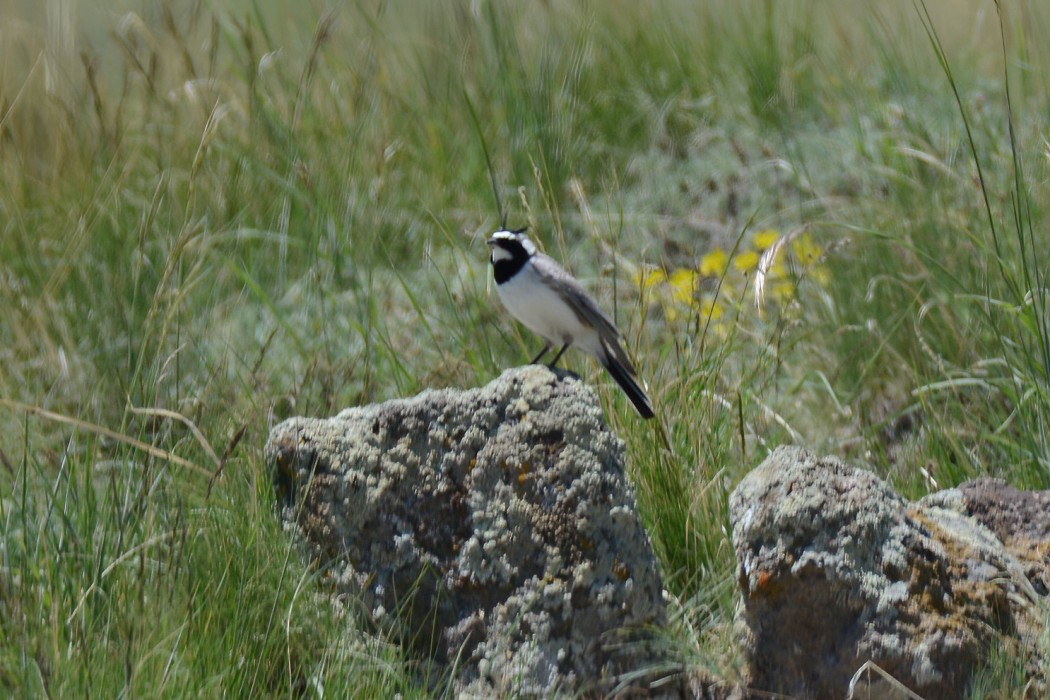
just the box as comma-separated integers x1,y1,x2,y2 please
953,477,1050,597
730,446,1046,700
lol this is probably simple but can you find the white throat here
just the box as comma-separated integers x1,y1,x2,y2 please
490,245,516,263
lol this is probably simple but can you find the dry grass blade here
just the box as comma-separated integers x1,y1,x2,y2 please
0,52,44,135
66,530,179,625
207,421,249,497
292,11,336,130
754,225,805,311
0,448,13,475
848,660,926,700
127,405,221,468
0,398,211,477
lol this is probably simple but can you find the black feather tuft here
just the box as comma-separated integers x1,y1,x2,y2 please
602,356,655,419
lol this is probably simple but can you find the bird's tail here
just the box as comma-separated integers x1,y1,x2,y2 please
602,350,655,419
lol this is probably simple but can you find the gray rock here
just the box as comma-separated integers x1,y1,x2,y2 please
266,365,674,697
730,446,1045,700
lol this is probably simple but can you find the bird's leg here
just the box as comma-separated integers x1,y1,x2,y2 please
529,343,552,365
547,343,570,368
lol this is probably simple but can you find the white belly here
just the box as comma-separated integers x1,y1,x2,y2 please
496,263,603,358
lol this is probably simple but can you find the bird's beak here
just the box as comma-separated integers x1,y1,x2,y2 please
485,236,497,247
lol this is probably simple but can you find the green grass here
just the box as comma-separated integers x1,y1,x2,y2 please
1,0,1048,695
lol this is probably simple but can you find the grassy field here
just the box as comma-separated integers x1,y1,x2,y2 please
1,0,1048,696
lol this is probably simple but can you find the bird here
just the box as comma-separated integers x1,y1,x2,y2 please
486,228,655,419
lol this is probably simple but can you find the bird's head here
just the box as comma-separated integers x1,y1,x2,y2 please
486,228,535,264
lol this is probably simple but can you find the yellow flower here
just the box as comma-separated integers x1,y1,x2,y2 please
766,258,787,279
791,234,822,265
697,296,728,337
771,280,795,304
753,229,779,250
699,296,724,320
733,250,760,273
699,248,728,277
808,265,830,287
667,268,697,305
633,267,666,292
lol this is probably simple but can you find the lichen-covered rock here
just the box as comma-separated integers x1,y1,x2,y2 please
926,477,1050,599
730,446,1045,700
265,365,672,697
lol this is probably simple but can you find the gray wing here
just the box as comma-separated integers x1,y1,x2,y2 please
532,254,638,373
